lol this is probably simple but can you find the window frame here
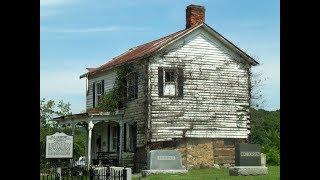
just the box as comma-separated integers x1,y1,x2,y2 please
125,123,136,152
95,81,103,106
109,125,118,152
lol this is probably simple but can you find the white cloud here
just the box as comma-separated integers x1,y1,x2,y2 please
41,26,120,33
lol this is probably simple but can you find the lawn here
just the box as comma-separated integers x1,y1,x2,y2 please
133,166,279,180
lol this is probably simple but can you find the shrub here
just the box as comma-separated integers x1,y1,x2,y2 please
264,146,280,165
250,108,280,165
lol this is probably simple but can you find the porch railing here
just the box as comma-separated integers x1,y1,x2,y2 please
40,166,132,180
93,152,119,166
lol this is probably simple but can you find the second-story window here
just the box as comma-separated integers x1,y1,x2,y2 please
158,67,184,98
96,81,103,104
127,73,138,101
93,80,104,108
164,69,177,96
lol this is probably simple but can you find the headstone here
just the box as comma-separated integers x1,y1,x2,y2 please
230,144,268,176
46,132,73,158
148,150,185,170
142,150,187,176
235,144,261,166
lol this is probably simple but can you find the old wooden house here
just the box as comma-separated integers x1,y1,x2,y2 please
54,5,259,172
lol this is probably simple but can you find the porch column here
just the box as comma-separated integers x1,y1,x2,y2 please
87,121,94,170
70,123,76,167
118,122,124,165
71,123,76,136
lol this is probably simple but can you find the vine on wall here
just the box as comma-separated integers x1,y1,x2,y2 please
95,65,129,112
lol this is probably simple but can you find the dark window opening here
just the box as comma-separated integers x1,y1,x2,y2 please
96,135,102,152
96,81,103,105
165,70,176,83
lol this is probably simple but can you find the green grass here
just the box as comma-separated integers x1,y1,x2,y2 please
133,166,279,180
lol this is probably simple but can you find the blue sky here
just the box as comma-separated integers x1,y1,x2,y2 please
41,0,279,113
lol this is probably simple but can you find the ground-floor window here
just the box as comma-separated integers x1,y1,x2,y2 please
109,125,119,152
124,122,137,152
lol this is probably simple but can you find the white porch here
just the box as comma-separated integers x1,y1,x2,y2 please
53,110,136,169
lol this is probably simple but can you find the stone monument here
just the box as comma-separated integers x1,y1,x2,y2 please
141,150,188,177
229,144,268,176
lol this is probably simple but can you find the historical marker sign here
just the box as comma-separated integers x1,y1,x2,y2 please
147,150,185,170
46,132,73,158
235,144,261,166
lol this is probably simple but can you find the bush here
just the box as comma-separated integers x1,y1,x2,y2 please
250,108,280,165
40,124,87,170
264,146,280,165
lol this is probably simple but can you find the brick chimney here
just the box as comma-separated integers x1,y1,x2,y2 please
186,5,205,29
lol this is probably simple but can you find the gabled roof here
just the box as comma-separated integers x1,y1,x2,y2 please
80,23,258,78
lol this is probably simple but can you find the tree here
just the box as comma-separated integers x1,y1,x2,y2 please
40,98,71,125
250,68,267,109
249,108,280,165
40,98,86,170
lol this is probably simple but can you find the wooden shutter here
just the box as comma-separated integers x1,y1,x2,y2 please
123,123,127,152
117,125,120,151
133,122,137,152
107,124,110,152
177,68,184,98
101,80,105,95
158,67,164,97
92,82,96,108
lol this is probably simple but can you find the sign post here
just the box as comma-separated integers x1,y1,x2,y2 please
46,132,73,180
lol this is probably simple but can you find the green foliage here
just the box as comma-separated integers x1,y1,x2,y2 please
40,98,71,125
96,66,128,112
97,89,119,112
132,166,280,180
40,99,86,170
250,108,280,165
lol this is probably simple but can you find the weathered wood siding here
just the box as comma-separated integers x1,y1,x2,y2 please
86,70,117,110
148,27,251,141
86,61,148,147
122,61,148,147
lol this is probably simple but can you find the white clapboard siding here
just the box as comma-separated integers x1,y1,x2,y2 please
148,27,251,141
86,70,117,109
86,62,148,147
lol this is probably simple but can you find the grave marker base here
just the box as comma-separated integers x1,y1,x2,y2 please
141,169,188,177
229,166,268,176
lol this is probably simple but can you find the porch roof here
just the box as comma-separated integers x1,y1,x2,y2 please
52,110,124,125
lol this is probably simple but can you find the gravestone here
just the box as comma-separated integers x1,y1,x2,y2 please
235,144,261,166
229,144,268,176
142,150,187,176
